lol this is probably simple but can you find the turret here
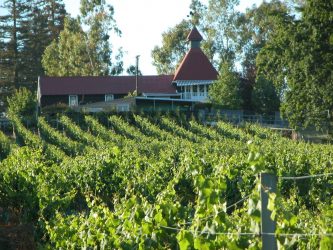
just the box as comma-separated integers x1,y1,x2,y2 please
187,26,203,48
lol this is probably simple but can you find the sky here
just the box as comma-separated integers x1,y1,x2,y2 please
0,0,262,75
62,0,264,75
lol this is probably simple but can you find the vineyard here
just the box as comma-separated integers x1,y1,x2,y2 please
0,112,333,249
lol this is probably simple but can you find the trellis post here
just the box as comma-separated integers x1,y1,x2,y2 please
260,173,277,250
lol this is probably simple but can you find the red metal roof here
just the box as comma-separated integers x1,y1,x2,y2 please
39,75,176,95
173,48,218,81
187,27,203,41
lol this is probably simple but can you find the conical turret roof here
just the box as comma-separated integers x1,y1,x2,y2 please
187,26,203,41
173,28,218,81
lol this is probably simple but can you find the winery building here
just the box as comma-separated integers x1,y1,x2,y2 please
37,27,218,112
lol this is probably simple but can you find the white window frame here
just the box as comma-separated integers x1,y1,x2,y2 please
105,94,114,102
69,95,78,107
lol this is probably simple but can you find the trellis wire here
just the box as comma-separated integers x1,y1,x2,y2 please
280,172,333,180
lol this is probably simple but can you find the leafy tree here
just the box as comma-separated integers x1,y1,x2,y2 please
188,0,206,26
238,78,253,111
257,0,333,132
0,0,66,111
80,0,122,75
235,0,291,112
126,65,142,76
152,0,245,74
204,0,241,67
43,0,123,76
42,17,95,76
151,0,208,74
151,20,192,75
236,0,292,82
209,62,242,109
0,21,15,111
252,76,280,114
7,87,36,119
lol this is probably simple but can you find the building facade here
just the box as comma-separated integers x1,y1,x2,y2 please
37,28,218,111
172,27,218,102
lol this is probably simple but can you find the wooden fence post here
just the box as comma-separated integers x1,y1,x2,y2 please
260,173,277,250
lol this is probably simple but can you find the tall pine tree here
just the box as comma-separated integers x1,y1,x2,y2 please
0,0,66,109
0,0,29,88
21,0,66,86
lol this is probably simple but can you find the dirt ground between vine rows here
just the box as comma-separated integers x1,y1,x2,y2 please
0,224,35,250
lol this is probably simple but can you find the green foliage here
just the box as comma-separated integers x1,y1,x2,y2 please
38,116,84,156
152,0,295,114
152,0,242,73
189,0,206,26
252,76,280,114
0,147,44,223
9,113,66,162
126,65,142,76
1,112,333,249
21,0,66,87
7,87,36,119
41,103,69,114
151,20,192,74
59,115,105,148
79,0,123,75
257,0,333,132
125,90,137,98
209,62,242,109
0,131,16,160
42,0,123,76
42,18,98,76
0,0,66,94
204,0,240,66
237,0,291,82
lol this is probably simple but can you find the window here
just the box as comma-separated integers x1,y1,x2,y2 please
199,85,205,96
193,85,198,96
206,85,210,96
69,95,78,107
105,94,114,102
184,86,191,99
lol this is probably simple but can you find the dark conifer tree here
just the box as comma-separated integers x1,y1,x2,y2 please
0,0,30,87
21,0,66,87
0,0,66,108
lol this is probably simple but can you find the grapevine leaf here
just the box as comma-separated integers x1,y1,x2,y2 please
177,230,193,250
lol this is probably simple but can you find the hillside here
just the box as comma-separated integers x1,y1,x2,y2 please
0,113,333,249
